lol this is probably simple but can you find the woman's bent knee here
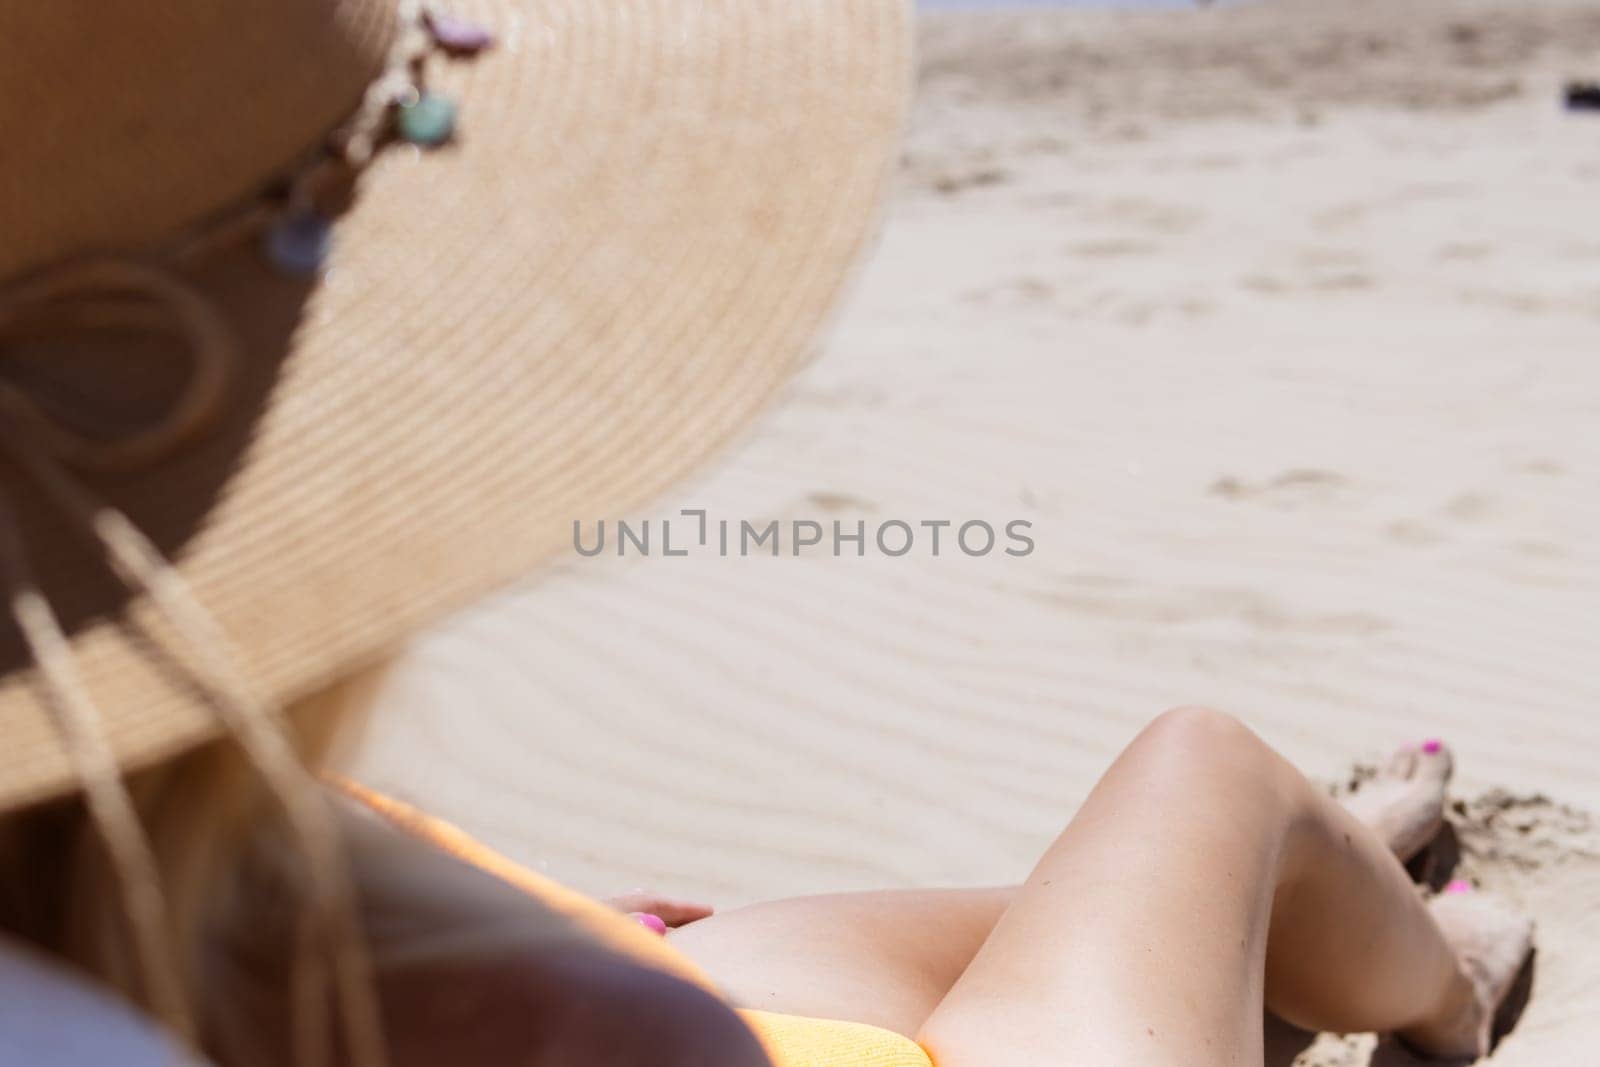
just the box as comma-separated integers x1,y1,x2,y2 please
1138,705,1266,760
1122,706,1300,805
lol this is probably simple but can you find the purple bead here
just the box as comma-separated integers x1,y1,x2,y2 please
264,212,333,278
425,12,495,54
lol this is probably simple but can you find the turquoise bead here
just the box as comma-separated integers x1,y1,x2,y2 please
397,92,457,147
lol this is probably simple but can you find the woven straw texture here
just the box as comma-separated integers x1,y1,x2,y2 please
0,0,910,807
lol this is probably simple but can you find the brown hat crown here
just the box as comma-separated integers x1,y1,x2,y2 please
0,0,395,281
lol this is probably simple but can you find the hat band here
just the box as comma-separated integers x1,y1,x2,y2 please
0,260,236,472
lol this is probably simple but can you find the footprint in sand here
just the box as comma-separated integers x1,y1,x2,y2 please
1441,491,1496,523
1210,468,1349,506
1437,242,1494,262
926,165,1010,196
805,491,875,513
1384,519,1446,548
1064,238,1160,259
962,276,1056,307
1100,196,1204,233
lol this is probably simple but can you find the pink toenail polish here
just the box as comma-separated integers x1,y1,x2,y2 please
631,912,668,935
1445,879,1473,895
1422,739,1443,754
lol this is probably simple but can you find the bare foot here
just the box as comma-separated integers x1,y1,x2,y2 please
1402,882,1536,1060
1341,739,1453,861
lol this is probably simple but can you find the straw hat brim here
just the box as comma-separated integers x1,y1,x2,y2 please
0,0,910,809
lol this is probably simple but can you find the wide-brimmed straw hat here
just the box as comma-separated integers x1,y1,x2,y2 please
0,0,910,811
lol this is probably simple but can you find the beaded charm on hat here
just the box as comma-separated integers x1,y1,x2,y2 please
425,11,495,55
255,6,492,277
397,91,458,147
264,212,335,278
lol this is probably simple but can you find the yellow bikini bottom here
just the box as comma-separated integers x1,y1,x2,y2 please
347,784,932,1067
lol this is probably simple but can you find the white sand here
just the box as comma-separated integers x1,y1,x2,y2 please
353,0,1600,1060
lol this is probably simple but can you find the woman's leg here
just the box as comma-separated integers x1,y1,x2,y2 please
674,711,1459,1041
917,707,1530,1066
